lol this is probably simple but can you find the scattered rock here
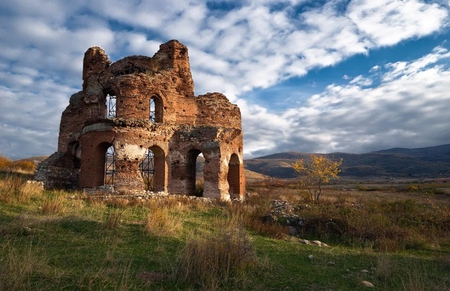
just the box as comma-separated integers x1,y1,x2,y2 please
361,280,374,288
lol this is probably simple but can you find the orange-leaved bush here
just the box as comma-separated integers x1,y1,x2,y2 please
292,154,342,203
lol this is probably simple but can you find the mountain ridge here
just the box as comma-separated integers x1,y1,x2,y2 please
245,144,450,179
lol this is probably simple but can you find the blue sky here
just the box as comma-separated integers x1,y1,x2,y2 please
1,0,450,159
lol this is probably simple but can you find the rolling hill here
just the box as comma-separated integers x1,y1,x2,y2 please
245,144,450,179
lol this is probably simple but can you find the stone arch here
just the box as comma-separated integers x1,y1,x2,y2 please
227,153,242,199
186,149,204,196
80,141,113,188
140,145,165,192
150,95,163,123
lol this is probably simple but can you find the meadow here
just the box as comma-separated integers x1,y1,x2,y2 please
1,160,450,290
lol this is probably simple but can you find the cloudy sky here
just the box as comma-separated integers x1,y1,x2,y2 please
1,0,450,159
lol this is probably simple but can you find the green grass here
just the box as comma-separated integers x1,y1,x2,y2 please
1,176,450,290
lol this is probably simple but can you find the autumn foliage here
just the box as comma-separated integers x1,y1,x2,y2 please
0,155,36,173
292,154,343,203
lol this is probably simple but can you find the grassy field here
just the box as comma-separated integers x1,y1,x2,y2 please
1,172,450,290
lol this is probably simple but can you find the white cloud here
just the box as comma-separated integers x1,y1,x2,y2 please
0,0,449,158
243,45,450,156
348,0,449,46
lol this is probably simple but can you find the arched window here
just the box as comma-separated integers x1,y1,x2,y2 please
104,146,115,185
106,94,116,118
187,149,204,196
149,95,163,123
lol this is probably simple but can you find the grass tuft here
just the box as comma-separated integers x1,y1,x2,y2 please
104,208,124,230
145,203,185,237
41,191,66,215
0,175,42,204
176,218,256,290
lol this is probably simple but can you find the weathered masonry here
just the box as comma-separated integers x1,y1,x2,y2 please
35,40,245,200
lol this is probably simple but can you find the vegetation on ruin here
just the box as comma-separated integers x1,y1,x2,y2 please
1,167,450,290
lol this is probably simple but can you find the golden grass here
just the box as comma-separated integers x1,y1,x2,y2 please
0,176,43,204
40,190,66,215
145,202,186,237
176,217,257,290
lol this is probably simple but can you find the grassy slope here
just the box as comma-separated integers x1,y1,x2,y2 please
1,177,450,290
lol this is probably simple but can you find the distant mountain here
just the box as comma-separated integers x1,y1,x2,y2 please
245,144,450,179
372,144,450,163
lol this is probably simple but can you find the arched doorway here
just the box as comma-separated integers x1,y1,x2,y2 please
140,149,154,190
186,149,204,196
227,154,241,199
139,146,165,192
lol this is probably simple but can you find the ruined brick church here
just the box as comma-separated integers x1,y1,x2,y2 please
35,40,245,200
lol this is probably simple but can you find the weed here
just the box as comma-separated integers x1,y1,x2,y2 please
0,242,48,291
104,208,124,230
41,191,66,215
176,219,256,290
145,203,185,237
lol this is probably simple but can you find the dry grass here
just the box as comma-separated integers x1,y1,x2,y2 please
0,176,43,204
40,190,66,215
104,208,124,230
176,218,257,290
145,203,186,237
245,180,450,251
0,242,48,291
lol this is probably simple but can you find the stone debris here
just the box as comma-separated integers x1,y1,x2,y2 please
361,280,374,288
82,188,214,203
268,200,330,247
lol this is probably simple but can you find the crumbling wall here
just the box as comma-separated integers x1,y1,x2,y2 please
36,40,245,200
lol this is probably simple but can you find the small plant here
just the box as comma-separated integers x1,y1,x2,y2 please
176,221,256,289
104,208,124,230
145,204,185,237
41,191,66,215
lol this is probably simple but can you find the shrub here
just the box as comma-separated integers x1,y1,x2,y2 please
0,155,12,170
176,221,256,289
12,160,36,173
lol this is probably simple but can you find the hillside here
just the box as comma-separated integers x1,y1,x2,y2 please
245,144,450,179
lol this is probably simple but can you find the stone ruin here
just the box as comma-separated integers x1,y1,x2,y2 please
35,40,245,200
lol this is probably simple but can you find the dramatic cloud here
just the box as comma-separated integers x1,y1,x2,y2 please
0,0,449,158
244,46,450,156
